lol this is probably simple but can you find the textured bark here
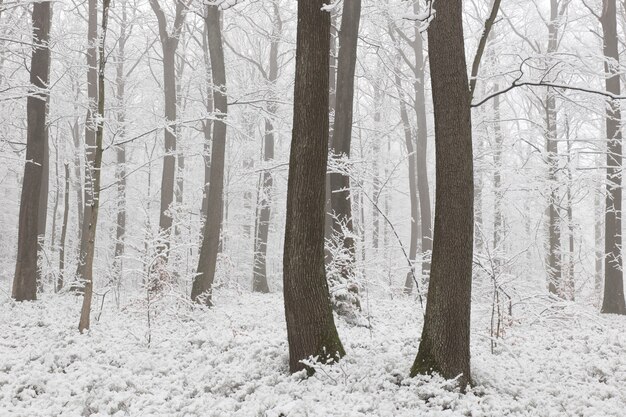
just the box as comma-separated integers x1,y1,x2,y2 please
191,5,227,306
75,0,98,289
600,0,626,314
411,0,473,388
13,0,52,301
283,0,345,373
328,0,361,279
58,163,70,292
79,0,110,332
252,2,281,293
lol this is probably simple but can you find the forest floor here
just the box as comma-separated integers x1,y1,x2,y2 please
0,286,625,416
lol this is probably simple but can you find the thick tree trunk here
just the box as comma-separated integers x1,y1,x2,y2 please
283,0,345,373
252,4,280,293
600,0,626,314
411,0,473,388
328,0,361,279
191,5,227,306
13,0,52,301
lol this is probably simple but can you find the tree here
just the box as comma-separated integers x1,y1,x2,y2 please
78,0,111,332
252,0,282,293
328,0,361,281
410,0,474,388
600,0,626,314
283,0,345,373
191,3,227,306
75,0,99,290
148,0,189,265
12,0,52,301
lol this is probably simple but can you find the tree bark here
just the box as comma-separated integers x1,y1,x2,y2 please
600,0,626,314
411,0,473,388
78,0,110,332
191,5,227,306
58,163,70,292
75,0,98,289
13,0,52,301
283,0,345,373
252,2,281,293
328,0,361,279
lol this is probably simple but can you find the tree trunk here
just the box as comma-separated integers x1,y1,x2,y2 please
411,0,473,388
283,0,345,373
78,0,110,332
191,5,227,306
493,84,504,270
600,0,626,314
545,0,563,297
328,0,361,279
114,3,127,283
58,163,70,292
252,3,281,293
394,72,419,294
13,0,52,301
412,3,432,283
75,0,98,289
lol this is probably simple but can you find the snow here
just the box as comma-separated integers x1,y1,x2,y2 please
1,289,625,416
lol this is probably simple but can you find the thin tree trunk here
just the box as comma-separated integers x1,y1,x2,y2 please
78,0,110,332
75,0,98,289
252,2,281,293
283,0,344,373
191,5,227,306
114,0,127,282
493,84,504,270
371,82,382,250
13,0,52,301
600,0,626,314
328,0,361,280
411,0,474,388
58,163,70,292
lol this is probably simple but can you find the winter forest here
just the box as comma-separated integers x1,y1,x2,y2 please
1,0,626,415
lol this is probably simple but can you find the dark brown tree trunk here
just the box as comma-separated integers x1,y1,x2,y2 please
252,3,281,293
78,0,110,332
13,0,52,301
58,163,70,292
328,0,361,279
75,0,98,289
191,5,227,306
38,136,49,243
411,0,473,388
283,0,345,373
600,0,626,314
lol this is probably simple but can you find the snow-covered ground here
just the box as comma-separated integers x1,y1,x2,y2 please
1,288,625,416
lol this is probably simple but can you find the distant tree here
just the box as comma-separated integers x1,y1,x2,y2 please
283,0,345,373
191,3,227,306
12,0,52,301
410,0,474,388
